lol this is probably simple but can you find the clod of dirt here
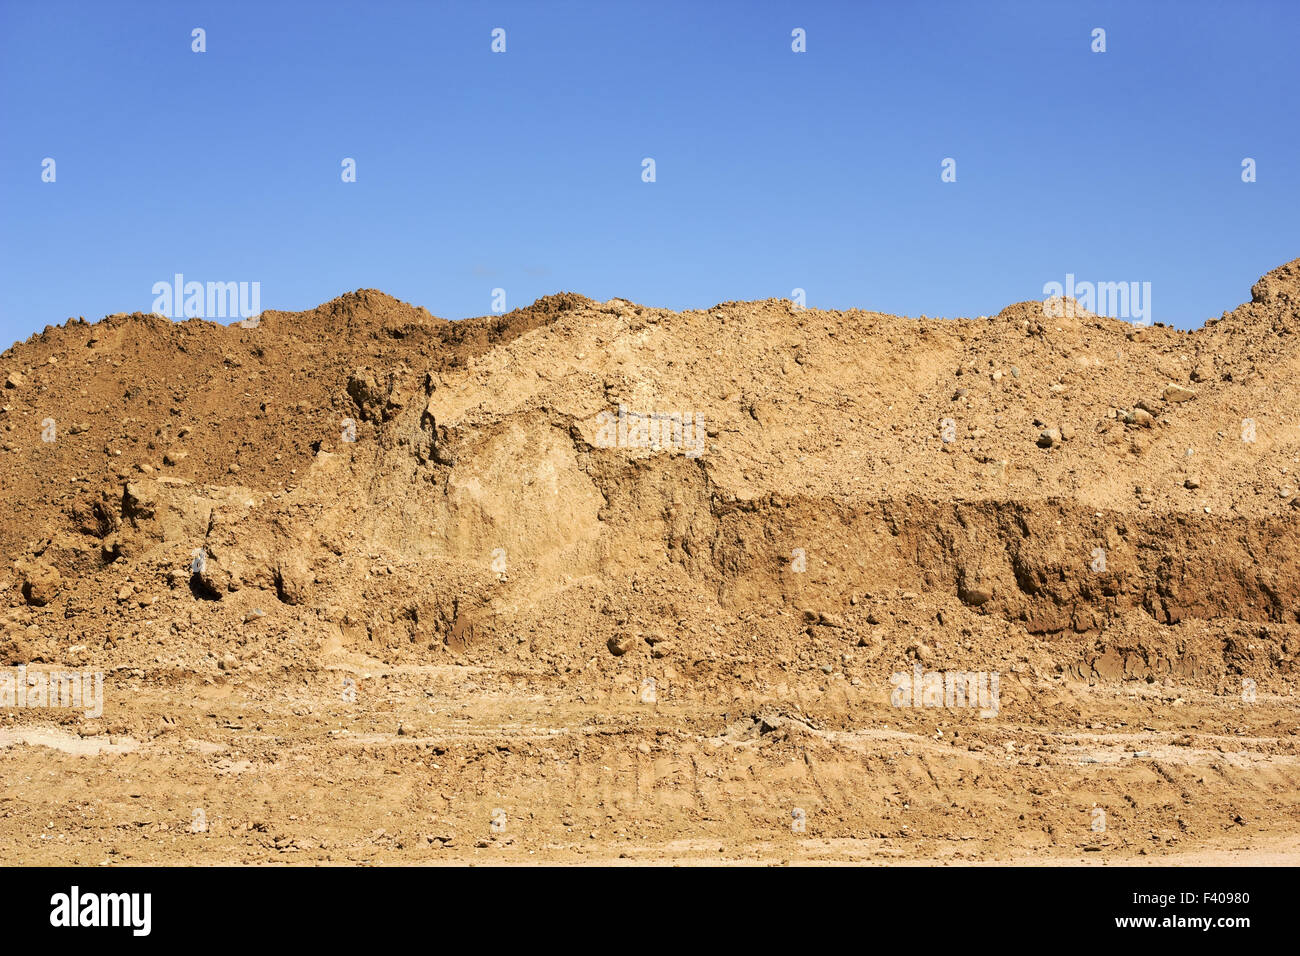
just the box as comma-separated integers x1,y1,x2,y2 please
20,564,61,606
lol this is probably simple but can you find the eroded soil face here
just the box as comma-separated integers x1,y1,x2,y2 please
2,265,1299,864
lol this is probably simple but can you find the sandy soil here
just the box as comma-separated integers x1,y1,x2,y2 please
2,262,1298,865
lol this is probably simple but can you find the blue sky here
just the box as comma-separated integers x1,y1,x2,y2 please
1,0,1296,344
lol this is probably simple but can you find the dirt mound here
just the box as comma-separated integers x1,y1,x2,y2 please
1250,259,1300,309
2,263,1299,864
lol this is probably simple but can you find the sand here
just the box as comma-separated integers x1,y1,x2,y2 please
1,261,1297,864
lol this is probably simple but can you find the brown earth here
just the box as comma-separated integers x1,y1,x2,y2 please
1,263,1298,865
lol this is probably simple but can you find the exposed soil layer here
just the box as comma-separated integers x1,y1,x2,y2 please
2,263,1298,864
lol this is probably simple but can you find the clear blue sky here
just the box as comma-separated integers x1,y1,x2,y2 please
1,0,1296,344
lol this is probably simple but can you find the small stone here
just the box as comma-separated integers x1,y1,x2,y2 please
1184,476,1200,489
22,564,61,606
1037,429,1061,448
607,633,637,656
1124,408,1154,427
122,482,157,520
4,372,23,389
163,450,187,466
1163,383,1196,403
273,554,312,605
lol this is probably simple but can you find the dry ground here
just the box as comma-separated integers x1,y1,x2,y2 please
3,262,1299,864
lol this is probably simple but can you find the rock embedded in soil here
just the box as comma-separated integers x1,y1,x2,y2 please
21,564,61,606
607,633,637,656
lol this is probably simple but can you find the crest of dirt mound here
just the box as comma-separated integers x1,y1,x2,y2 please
0,289,595,569
4,263,1300,694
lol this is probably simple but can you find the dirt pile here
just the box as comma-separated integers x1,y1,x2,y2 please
1,262,1298,864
